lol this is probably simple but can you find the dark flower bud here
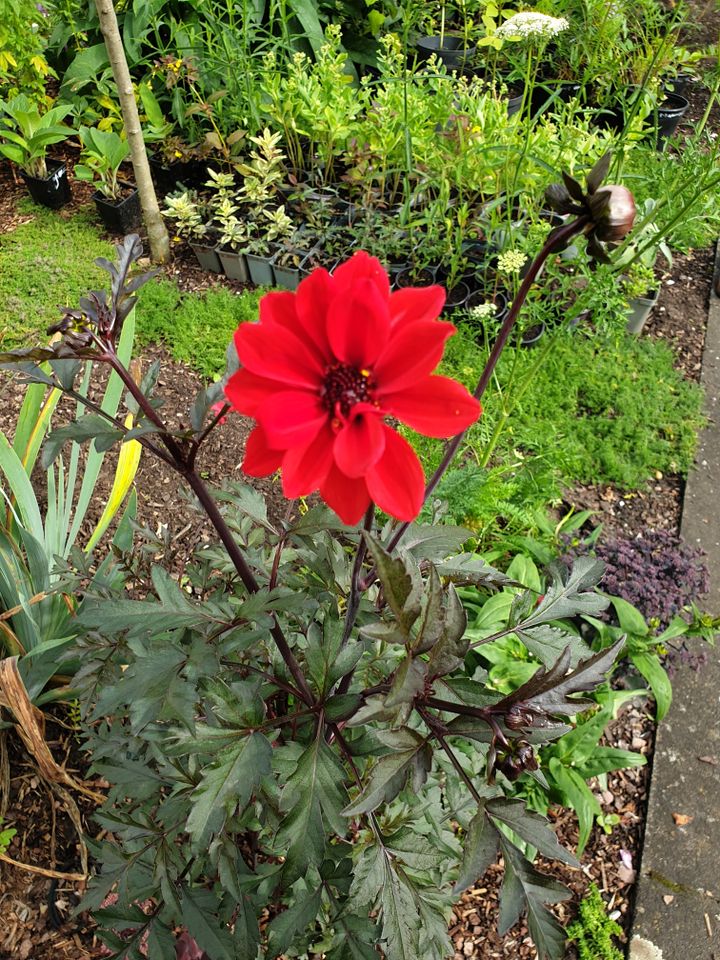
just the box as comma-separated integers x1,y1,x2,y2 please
589,185,636,242
516,740,539,771
506,704,533,730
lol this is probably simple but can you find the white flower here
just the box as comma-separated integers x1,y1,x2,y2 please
496,12,569,40
629,936,664,960
497,250,528,273
470,302,498,320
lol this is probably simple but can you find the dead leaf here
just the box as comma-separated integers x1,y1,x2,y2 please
698,756,718,766
672,812,694,826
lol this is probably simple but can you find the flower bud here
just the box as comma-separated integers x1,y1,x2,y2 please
590,185,636,242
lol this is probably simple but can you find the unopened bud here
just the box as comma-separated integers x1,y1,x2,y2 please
590,185,636,242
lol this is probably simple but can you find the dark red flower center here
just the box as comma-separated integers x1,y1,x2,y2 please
320,362,376,418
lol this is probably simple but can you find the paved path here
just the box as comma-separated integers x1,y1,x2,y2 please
631,241,720,958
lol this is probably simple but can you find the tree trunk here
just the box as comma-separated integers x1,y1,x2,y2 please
94,0,170,263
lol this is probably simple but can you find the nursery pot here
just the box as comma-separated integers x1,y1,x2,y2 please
416,35,476,71
93,184,141,234
395,267,436,288
518,322,545,348
218,246,250,283
531,81,581,115
445,280,471,313
626,286,660,334
190,231,223,273
662,73,692,98
466,289,509,324
271,246,319,291
246,252,276,287
655,93,689,149
506,88,525,117
22,158,71,209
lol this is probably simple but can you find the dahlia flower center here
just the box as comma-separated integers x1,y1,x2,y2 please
321,362,376,418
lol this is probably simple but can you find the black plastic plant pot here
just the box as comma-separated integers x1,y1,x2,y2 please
218,247,250,283
506,89,525,117
416,35,476,70
445,280,471,313
93,184,141,234
662,73,692,98
655,93,689,149
22,159,71,209
190,234,223,273
531,81,581,115
395,267,436,288
149,156,208,193
246,253,276,287
519,322,545,348
467,289,509,323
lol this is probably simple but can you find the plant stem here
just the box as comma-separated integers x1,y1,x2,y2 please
383,214,590,556
417,705,484,805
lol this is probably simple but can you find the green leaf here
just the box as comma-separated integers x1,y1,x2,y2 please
277,734,348,882
180,888,234,960
426,584,468,679
486,798,578,866
524,558,608,628
548,759,601,854
516,623,592,669
385,656,427,708
145,922,177,960
351,843,418,960
454,806,499,893
631,651,672,721
435,553,515,589
363,535,422,634
611,596,649,636
498,838,570,960
267,885,322,959
186,732,272,847
233,894,261,957
398,524,472,560
41,414,124,468
342,728,429,816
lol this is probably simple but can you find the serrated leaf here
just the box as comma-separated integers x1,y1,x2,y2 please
145,922,177,960
486,798,578,866
498,838,570,960
181,888,234,960
516,624,592,669
522,558,608,629
413,565,445,654
499,637,624,719
186,732,272,847
41,415,123,468
454,806,499,893
342,729,427,816
277,734,348,882
426,584,468,679
385,656,426,708
267,885,322,959
435,553,515,589
363,535,422,633
398,524,473,560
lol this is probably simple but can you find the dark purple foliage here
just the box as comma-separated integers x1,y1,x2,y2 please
561,529,709,627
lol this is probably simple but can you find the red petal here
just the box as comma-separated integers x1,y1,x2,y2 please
327,278,390,368
333,405,386,478
243,426,283,477
225,367,279,417
235,321,322,389
294,267,334,358
257,390,327,449
333,251,390,301
389,285,446,329
383,376,481,438
366,427,425,521
374,319,455,394
320,463,371,525
281,425,335,498
259,290,298,327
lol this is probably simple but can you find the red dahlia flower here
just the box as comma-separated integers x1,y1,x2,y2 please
225,252,481,524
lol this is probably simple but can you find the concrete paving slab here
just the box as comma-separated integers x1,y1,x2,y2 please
631,241,720,959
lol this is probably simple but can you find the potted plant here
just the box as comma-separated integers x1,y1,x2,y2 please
74,126,141,233
245,205,295,286
162,190,222,273
215,199,251,283
271,227,319,290
0,94,73,208
623,263,660,334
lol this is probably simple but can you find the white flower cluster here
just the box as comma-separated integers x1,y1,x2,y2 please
497,249,528,273
496,11,569,40
470,302,498,320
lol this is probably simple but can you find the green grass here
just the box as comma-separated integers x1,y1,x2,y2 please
0,202,114,349
136,279,262,379
0,202,263,380
412,324,705,535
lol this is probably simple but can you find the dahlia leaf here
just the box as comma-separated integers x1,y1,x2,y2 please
453,805,498,894
364,534,422,633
